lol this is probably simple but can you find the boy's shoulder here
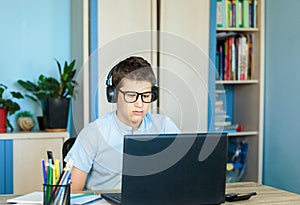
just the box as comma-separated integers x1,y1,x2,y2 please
146,112,170,121
83,112,115,129
98,111,115,121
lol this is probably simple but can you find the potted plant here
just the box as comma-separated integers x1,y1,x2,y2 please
0,83,24,132
16,111,35,131
17,59,77,131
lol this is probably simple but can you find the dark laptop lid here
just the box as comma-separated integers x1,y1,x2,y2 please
121,133,228,205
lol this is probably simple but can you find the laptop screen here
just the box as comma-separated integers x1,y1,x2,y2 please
121,133,228,205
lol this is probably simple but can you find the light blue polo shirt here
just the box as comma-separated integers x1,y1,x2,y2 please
65,111,179,190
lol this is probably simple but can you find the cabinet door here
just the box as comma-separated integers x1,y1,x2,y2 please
96,0,211,132
0,140,13,194
159,0,210,132
97,0,155,117
13,138,65,194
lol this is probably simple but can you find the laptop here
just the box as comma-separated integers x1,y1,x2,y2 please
101,133,228,205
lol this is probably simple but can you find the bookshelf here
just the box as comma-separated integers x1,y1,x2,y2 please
214,0,264,183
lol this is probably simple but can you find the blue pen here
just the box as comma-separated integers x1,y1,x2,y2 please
41,159,47,184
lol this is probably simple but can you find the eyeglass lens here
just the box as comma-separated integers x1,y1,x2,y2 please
119,89,153,103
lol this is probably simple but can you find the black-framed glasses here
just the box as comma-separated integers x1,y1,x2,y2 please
118,89,156,103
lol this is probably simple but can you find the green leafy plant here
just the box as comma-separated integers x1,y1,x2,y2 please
0,83,24,130
16,110,33,118
0,83,24,114
17,59,77,103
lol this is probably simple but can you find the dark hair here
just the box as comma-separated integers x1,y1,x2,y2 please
112,56,156,89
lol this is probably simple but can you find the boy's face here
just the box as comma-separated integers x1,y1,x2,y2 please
116,78,152,129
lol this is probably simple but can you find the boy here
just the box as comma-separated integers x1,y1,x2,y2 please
65,56,179,191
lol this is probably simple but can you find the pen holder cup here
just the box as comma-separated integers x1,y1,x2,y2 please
43,183,70,205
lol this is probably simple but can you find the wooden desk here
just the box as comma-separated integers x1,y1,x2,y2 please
225,182,300,204
1,182,300,204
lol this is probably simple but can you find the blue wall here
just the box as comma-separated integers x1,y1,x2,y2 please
0,0,71,194
264,0,300,194
0,0,71,130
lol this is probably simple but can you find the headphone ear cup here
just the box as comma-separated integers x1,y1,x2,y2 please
106,86,117,103
151,86,159,102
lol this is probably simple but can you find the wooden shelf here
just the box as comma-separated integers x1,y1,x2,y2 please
217,27,259,32
216,80,259,85
228,131,258,137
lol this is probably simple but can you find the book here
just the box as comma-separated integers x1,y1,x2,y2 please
215,90,233,131
215,121,232,127
226,38,232,80
7,192,43,204
231,0,236,27
7,192,102,205
216,50,220,80
231,37,237,80
254,0,258,27
217,0,224,27
249,0,254,27
238,35,248,80
236,0,243,27
242,0,250,27
219,45,224,80
247,33,254,80
217,32,238,39
226,0,231,27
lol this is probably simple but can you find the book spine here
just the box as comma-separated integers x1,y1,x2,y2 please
219,45,224,80
222,0,227,27
217,0,223,27
225,39,230,80
249,0,254,27
235,36,239,79
231,0,236,27
237,0,243,27
226,0,231,27
254,0,257,28
237,37,242,80
231,37,236,80
228,37,232,80
239,36,248,80
242,0,250,28
216,51,220,80
223,40,228,80
247,34,254,80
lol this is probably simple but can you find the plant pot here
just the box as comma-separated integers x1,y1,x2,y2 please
37,116,45,130
42,98,70,131
17,116,34,131
0,108,8,133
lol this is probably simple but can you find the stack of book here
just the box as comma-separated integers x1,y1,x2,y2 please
216,32,254,81
215,90,232,131
215,90,242,133
216,0,257,28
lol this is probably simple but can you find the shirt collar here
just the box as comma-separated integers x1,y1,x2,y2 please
113,111,152,134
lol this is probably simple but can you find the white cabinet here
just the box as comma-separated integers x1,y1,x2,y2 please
159,0,211,132
1,132,69,194
97,0,155,118
96,0,211,132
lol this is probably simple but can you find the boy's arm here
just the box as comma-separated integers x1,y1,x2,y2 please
70,166,88,192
